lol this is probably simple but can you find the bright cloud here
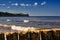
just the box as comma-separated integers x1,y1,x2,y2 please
41,1,46,6
11,3,18,6
34,2,38,6
20,3,31,6
15,3,18,6
7,2,38,7
11,2,39,7
20,3,25,6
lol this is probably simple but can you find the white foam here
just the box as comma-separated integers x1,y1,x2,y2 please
23,20,30,23
6,19,11,22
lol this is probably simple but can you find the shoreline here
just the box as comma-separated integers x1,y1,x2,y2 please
0,23,60,33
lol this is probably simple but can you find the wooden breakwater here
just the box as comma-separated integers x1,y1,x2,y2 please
0,29,60,40
0,23,60,40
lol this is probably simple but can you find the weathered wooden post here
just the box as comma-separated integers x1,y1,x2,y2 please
6,32,13,40
19,31,25,40
46,30,57,40
56,30,60,40
41,31,46,40
0,32,5,40
12,32,18,40
19,31,30,40
30,30,40,40
6,32,18,40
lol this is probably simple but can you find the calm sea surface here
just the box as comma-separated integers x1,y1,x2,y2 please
0,16,60,28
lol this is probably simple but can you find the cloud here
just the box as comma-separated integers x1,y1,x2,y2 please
0,4,6,6
11,2,38,7
25,4,31,6
11,3,18,6
7,6,10,8
15,3,18,6
20,3,25,6
41,1,46,6
26,4,29,6
12,3,30,7
20,3,31,6
34,2,38,6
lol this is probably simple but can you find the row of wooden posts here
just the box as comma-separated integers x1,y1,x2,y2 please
0,30,60,40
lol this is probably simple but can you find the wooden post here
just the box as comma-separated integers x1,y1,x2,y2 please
12,32,18,40
0,33,5,40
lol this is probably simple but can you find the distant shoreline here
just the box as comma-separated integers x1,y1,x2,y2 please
0,12,29,17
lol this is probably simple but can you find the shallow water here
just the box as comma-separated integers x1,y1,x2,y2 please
0,16,60,28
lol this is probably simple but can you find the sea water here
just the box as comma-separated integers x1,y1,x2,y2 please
0,16,60,28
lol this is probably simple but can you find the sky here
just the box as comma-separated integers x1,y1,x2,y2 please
0,0,60,16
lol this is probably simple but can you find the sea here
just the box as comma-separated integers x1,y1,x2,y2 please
0,16,60,28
